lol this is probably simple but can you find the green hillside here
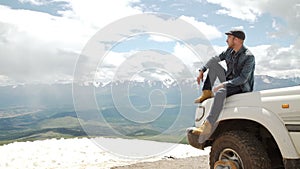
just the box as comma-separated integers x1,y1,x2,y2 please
0,105,194,145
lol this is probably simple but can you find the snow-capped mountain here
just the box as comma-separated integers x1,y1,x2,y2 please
0,75,298,108
254,75,298,91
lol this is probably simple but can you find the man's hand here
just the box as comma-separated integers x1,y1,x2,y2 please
213,83,225,92
197,70,204,85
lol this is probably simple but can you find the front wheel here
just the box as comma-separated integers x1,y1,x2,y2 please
210,130,271,169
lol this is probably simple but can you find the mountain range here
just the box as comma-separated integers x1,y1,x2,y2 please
0,75,298,144
0,75,298,108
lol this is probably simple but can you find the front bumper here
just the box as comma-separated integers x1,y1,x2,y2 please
186,130,205,150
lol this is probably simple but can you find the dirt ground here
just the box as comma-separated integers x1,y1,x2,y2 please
111,155,209,169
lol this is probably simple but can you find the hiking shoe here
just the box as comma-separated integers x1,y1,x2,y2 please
194,90,214,103
191,121,212,135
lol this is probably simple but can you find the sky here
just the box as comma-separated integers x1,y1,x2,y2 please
0,0,299,85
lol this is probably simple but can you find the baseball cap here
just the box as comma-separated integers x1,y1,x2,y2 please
225,29,245,40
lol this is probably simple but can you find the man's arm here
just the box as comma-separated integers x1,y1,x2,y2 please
199,48,232,72
197,70,204,85
197,55,221,85
197,48,232,85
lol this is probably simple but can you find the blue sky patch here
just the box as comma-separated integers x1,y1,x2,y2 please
0,0,70,16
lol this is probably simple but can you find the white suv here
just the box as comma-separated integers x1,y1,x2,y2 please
187,86,300,169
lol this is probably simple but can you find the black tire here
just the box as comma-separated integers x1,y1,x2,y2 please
210,130,271,169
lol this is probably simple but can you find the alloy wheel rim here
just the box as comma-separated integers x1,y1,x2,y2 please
218,148,244,169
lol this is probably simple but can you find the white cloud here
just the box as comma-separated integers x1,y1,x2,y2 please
179,15,222,40
207,0,300,34
72,13,223,84
259,1,300,35
271,19,279,31
249,44,300,78
18,0,49,6
92,47,200,84
232,26,244,30
0,0,142,85
207,0,261,22
1,1,299,85
0,5,89,50
0,6,84,84
148,34,175,42
60,0,141,30
173,42,201,68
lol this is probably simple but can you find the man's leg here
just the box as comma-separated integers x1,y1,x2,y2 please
206,88,227,124
204,63,226,90
207,86,242,124
226,86,243,97
194,75,214,103
191,86,243,135
191,88,226,135
194,64,226,103
202,74,212,90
